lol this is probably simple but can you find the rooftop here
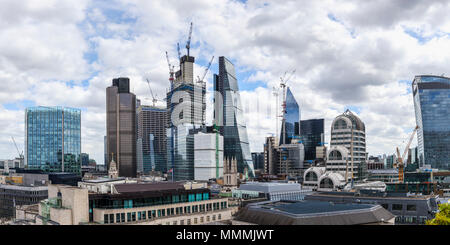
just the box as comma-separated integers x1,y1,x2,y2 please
235,200,394,225
114,182,186,193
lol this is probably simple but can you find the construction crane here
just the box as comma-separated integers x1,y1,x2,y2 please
145,78,158,107
165,51,175,84
11,136,24,168
197,56,214,83
395,125,419,183
185,22,193,57
279,69,296,145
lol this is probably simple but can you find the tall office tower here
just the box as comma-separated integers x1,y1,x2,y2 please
280,87,300,145
278,142,305,176
412,75,450,170
251,152,265,171
80,153,89,166
328,109,367,181
214,56,254,177
137,105,168,174
300,119,325,161
104,136,107,166
106,77,137,178
166,52,206,181
264,136,279,175
25,106,81,174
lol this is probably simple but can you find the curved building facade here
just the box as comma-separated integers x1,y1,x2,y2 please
214,56,254,177
280,87,300,145
329,109,367,181
412,75,450,170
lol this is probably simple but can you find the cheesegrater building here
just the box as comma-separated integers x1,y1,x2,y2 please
214,56,254,177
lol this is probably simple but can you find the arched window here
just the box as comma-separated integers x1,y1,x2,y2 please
305,172,318,181
329,150,343,160
334,119,347,130
320,178,334,189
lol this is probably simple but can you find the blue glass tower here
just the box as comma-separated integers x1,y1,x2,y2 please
166,53,206,181
280,87,300,145
214,56,254,177
412,75,450,170
25,106,81,174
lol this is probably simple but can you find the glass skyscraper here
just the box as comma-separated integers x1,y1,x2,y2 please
214,56,254,177
280,87,300,145
25,106,81,174
166,53,206,181
300,119,324,161
137,105,168,174
412,75,450,170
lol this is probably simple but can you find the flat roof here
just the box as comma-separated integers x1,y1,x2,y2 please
82,177,126,183
268,200,375,215
235,200,395,225
0,184,48,191
114,182,186,193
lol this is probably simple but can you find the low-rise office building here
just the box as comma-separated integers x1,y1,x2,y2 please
0,184,48,218
235,200,395,225
305,191,439,225
34,182,232,225
235,182,311,201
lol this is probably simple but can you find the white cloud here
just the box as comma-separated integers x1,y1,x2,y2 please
1,0,449,164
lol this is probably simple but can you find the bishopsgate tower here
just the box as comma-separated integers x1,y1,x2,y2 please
166,31,206,180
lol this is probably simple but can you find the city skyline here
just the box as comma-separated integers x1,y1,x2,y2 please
2,1,450,164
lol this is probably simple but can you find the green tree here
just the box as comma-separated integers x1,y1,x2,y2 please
426,203,450,225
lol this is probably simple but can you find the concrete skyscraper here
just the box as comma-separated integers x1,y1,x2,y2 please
328,109,367,182
106,77,137,178
412,75,450,170
25,106,81,174
214,56,254,177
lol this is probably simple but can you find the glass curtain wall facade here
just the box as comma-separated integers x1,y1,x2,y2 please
25,106,81,174
280,87,300,145
166,53,206,181
300,119,324,161
214,56,254,177
412,75,450,170
137,106,168,173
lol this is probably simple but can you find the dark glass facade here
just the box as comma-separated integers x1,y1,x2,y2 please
280,87,300,145
251,152,264,170
25,106,81,174
137,106,167,173
412,75,450,170
106,77,137,177
300,119,324,160
214,56,254,177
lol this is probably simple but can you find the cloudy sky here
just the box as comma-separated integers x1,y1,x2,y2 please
1,0,450,164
